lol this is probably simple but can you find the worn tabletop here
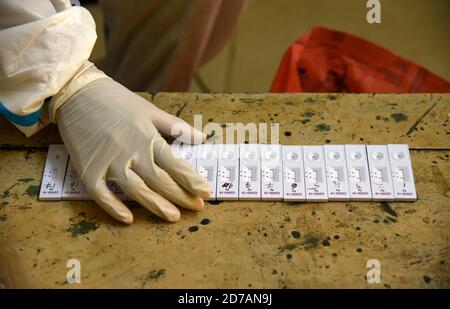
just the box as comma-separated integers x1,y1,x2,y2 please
0,93,449,288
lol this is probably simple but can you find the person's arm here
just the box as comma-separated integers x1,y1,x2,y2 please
0,0,210,223
0,0,99,136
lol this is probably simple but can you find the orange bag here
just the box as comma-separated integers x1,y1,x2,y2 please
270,27,450,93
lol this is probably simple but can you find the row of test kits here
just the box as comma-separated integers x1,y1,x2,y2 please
39,144,417,202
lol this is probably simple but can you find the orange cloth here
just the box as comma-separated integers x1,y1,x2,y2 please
271,27,450,93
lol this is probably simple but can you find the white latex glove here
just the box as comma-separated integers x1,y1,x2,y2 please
56,78,210,224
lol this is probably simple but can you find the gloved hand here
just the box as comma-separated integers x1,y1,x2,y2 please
56,77,211,224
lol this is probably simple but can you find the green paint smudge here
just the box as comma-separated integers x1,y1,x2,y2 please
278,243,299,252
285,101,295,106
175,102,187,117
302,234,321,250
239,98,262,104
26,186,40,198
279,234,322,251
302,112,315,118
17,178,34,183
140,269,166,288
391,113,408,122
146,269,166,280
315,123,331,132
68,220,99,237
305,97,318,103
327,95,337,100
287,202,300,207
292,119,310,125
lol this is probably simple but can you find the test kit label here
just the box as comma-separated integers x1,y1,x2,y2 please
260,144,283,200
345,145,372,201
324,145,350,201
239,144,261,200
303,145,328,202
62,159,86,200
282,145,306,201
197,144,219,200
367,145,395,201
388,144,417,201
39,145,69,200
217,144,239,200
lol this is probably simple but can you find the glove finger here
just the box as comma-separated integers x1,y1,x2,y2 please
84,177,133,224
134,160,204,211
150,137,211,199
148,105,206,144
109,165,181,223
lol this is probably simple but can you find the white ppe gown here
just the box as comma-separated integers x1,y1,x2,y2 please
0,0,106,137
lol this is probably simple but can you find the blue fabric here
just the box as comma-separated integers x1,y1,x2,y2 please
0,102,42,127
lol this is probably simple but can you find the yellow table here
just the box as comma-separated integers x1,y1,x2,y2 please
0,93,449,288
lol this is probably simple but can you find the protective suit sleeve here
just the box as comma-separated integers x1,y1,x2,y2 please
0,0,106,137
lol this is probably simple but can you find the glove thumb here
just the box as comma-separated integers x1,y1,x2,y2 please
150,106,206,144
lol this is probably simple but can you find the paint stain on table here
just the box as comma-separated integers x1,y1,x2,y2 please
68,220,99,237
